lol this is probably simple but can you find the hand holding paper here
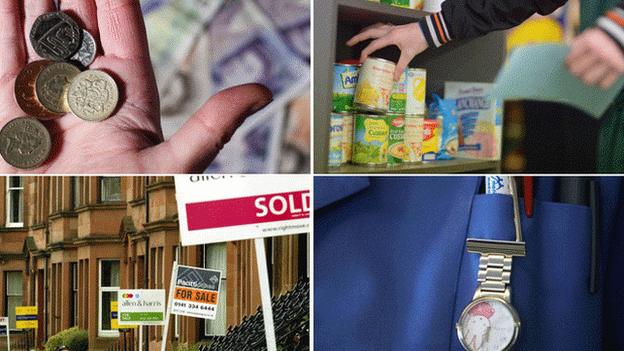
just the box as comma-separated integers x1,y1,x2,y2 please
492,44,624,119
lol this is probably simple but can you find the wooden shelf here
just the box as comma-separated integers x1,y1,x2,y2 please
314,0,507,173
328,159,500,174
337,0,428,25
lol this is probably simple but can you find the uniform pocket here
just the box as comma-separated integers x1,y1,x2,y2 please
451,194,600,351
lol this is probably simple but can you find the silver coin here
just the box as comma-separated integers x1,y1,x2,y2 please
71,30,97,67
0,117,52,169
68,70,119,122
30,12,82,60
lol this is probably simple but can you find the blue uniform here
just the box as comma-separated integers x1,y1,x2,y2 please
315,177,624,350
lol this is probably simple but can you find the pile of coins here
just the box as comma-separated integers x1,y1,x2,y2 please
1,11,120,169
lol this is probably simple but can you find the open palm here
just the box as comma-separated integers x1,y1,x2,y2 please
0,0,272,173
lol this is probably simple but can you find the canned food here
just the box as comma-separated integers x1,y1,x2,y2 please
328,113,344,167
389,70,407,114
387,114,406,166
422,118,440,161
332,64,359,112
353,57,396,114
404,114,424,163
342,114,354,163
352,114,389,166
406,68,427,115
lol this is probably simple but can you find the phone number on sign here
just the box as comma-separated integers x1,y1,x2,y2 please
173,301,216,312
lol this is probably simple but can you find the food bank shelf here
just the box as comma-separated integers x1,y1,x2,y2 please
328,159,501,174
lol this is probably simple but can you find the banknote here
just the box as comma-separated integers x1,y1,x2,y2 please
143,0,310,173
254,0,310,60
141,0,224,82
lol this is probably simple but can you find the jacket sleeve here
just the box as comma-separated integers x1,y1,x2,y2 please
596,3,624,52
418,0,568,48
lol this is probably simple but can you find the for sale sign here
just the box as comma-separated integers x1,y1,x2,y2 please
15,306,37,329
118,290,166,326
0,316,8,336
171,265,221,319
175,175,311,246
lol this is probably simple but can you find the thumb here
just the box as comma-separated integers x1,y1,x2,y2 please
141,83,273,173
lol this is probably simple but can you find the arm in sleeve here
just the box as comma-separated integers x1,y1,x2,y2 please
596,3,624,53
418,0,568,48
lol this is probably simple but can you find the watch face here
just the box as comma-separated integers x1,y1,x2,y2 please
457,298,520,351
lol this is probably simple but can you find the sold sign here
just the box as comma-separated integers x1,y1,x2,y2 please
175,175,311,246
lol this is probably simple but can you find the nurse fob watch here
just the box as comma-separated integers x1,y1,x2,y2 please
457,177,526,351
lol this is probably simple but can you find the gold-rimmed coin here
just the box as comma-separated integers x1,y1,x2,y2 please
35,62,81,114
67,70,119,122
14,60,61,120
0,117,52,169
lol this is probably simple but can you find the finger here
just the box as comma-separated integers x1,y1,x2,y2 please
600,71,621,90
394,52,412,81
23,0,56,60
347,25,390,47
60,0,98,41
360,36,393,62
95,0,150,62
141,84,273,173
581,63,611,86
0,0,26,80
566,39,589,65
567,53,599,78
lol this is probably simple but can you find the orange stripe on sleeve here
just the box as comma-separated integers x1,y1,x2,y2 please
433,13,448,44
607,11,624,27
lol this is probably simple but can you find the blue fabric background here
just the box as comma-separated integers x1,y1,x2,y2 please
314,177,624,350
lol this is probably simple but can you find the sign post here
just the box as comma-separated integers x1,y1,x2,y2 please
118,289,165,351
161,262,178,351
174,175,311,351
0,317,10,351
175,175,311,245
255,238,277,351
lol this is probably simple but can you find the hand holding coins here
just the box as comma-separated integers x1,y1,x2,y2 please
4,11,120,169
0,1,273,173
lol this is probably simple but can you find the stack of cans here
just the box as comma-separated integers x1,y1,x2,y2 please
3,11,120,169
329,57,427,168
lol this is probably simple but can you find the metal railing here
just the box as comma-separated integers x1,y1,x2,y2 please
204,278,309,351
0,329,35,351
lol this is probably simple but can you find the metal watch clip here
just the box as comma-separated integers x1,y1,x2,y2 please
468,177,526,303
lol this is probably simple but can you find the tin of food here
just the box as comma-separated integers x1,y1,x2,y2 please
328,113,344,167
342,114,354,163
422,118,440,161
389,70,407,114
387,114,406,166
353,57,396,114
332,64,359,112
404,114,424,163
352,114,389,166
406,68,427,115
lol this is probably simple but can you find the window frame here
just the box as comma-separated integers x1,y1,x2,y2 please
71,263,78,326
5,177,23,228
99,177,122,203
5,271,23,330
98,259,120,337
